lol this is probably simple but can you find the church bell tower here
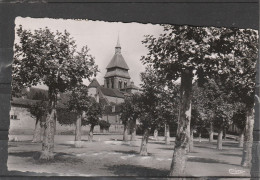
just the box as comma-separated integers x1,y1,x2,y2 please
104,36,131,89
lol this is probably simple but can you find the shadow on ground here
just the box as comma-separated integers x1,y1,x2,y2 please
9,151,83,164
188,157,241,167
105,164,169,176
58,143,76,148
220,153,242,158
114,150,139,155
157,147,174,151
9,151,39,158
7,170,60,176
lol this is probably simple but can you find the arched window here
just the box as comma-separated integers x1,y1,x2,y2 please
124,82,127,88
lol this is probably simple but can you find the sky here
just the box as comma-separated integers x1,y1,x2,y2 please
15,17,164,89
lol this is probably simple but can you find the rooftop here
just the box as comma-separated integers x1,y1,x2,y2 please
106,53,130,70
88,78,101,88
99,86,125,98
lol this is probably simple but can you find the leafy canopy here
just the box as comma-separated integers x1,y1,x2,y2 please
13,25,98,95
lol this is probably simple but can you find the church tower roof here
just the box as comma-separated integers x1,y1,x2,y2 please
88,78,100,88
106,36,130,70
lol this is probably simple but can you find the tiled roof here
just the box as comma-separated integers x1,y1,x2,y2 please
125,83,140,90
88,78,100,88
106,53,129,70
99,87,125,98
104,68,130,79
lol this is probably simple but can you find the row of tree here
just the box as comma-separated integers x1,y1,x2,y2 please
29,85,108,147
120,25,258,175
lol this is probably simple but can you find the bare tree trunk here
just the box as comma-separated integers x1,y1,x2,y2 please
165,124,170,145
251,53,260,178
74,114,82,148
123,121,129,142
209,122,214,143
32,118,42,143
223,128,226,141
169,69,192,176
241,111,254,167
199,132,202,142
217,129,223,150
154,129,158,141
130,119,136,141
238,130,244,148
189,129,194,152
40,108,56,160
88,125,94,142
140,128,150,156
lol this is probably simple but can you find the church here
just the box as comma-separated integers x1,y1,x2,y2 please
9,37,141,135
87,37,141,131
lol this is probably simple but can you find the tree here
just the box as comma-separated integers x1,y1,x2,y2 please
29,100,47,142
66,84,91,147
141,25,257,175
99,120,111,133
120,97,133,142
232,107,247,147
14,26,98,160
120,94,141,142
142,25,213,174
84,99,102,142
138,67,161,156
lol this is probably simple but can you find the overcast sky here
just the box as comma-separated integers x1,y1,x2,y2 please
15,17,164,89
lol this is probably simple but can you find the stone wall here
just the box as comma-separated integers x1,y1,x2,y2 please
104,95,124,104
9,105,124,135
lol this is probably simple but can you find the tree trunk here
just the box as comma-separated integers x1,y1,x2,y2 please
40,108,56,160
165,124,170,145
251,53,260,178
88,125,94,142
32,118,42,143
140,128,150,156
154,129,158,141
169,69,192,176
217,129,223,150
186,121,191,153
189,130,194,152
223,128,226,141
130,119,136,141
238,130,244,148
123,122,129,142
199,132,202,142
74,114,82,148
209,122,214,143
241,111,254,167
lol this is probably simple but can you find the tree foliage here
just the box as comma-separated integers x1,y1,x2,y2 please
14,25,98,93
84,99,102,127
29,100,47,122
99,120,111,130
